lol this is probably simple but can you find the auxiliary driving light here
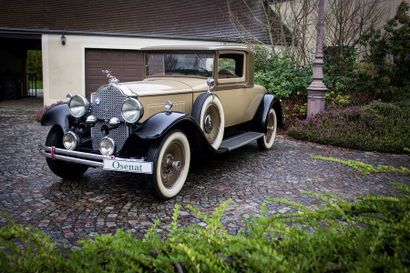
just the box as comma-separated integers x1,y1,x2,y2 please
62,131,79,150
99,136,115,156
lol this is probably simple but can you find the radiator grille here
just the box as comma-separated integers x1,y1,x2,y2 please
91,86,127,122
91,122,129,151
90,86,130,151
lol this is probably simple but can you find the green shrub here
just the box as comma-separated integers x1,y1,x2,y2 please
254,48,311,98
355,2,410,100
1,185,410,273
288,101,410,153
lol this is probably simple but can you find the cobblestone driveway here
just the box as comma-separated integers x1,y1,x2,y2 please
0,98,409,245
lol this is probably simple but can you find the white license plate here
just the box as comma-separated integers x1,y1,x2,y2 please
103,158,153,174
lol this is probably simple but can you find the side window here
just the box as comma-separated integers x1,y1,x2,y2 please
218,53,244,79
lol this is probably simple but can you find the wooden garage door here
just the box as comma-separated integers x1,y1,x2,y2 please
85,49,144,97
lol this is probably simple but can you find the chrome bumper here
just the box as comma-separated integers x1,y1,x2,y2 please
39,144,104,167
39,144,154,174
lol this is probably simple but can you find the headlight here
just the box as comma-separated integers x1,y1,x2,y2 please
121,98,143,123
69,95,90,118
62,131,79,150
99,136,115,156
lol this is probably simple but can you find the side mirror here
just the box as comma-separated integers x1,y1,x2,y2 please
207,77,215,92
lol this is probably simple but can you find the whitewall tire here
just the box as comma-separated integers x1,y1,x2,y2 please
257,108,277,150
147,131,191,199
195,94,225,150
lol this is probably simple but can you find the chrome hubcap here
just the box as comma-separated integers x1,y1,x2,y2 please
203,104,220,143
204,114,213,133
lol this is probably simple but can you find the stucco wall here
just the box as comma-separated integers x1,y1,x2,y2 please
41,34,226,105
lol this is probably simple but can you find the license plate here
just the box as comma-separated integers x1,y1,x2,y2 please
103,158,153,174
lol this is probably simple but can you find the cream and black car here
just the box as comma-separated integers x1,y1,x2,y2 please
39,45,283,199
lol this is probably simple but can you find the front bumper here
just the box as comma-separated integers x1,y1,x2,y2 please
39,144,153,174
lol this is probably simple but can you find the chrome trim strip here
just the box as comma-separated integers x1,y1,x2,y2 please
39,150,103,167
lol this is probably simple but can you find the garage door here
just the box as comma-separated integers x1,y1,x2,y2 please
85,49,144,98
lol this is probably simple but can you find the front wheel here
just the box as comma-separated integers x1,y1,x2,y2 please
257,108,277,151
45,126,88,179
146,130,191,200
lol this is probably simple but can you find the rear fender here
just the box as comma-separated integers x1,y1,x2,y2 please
252,94,284,132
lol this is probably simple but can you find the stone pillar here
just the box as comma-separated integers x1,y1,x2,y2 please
307,0,327,117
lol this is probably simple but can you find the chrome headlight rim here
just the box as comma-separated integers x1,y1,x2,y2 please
68,95,90,118
99,136,116,156
62,131,79,150
121,97,143,124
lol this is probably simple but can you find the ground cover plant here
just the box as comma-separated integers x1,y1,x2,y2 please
288,101,410,153
312,155,410,175
1,184,409,273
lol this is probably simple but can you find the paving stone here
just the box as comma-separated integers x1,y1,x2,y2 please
0,99,409,246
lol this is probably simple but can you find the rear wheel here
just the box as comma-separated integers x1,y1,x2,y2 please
146,130,191,200
257,108,277,150
45,126,88,179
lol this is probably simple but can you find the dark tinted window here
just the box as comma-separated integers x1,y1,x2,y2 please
218,53,244,79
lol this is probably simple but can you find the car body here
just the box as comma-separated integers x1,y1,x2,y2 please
39,45,283,199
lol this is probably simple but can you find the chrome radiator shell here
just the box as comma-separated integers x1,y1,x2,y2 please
90,85,130,151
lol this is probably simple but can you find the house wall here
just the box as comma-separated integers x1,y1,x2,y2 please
41,34,226,105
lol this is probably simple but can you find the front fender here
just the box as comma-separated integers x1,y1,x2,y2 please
252,94,284,132
134,111,192,140
40,103,72,133
122,111,217,157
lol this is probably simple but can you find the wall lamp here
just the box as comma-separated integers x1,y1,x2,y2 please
61,34,66,46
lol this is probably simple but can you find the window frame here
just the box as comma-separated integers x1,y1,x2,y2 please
215,51,248,87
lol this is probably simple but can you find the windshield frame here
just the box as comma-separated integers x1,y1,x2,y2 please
143,50,216,79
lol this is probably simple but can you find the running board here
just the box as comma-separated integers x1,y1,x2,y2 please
219,132,264,152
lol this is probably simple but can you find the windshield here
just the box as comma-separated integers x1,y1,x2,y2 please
145,52,214,77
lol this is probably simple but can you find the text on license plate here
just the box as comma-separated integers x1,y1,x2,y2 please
103,158,153,174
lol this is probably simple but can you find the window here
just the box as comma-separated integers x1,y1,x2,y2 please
218,53,244,79
145,52,213,77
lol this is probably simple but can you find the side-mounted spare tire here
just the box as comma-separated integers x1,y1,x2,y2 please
192,93,225,150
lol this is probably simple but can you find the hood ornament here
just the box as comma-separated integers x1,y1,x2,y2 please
102,70,119,84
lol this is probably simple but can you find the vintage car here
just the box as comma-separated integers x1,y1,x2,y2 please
39,45,283,199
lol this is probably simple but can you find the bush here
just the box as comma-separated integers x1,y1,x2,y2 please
288,101,410,153
1,185,410,272
254,47,311,98
352,2,410,101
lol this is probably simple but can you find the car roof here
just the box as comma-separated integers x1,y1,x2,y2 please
141,45,251,52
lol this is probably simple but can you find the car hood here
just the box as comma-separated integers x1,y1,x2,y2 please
116,77,208,97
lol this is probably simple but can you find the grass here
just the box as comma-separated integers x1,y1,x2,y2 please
288,101,410,153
